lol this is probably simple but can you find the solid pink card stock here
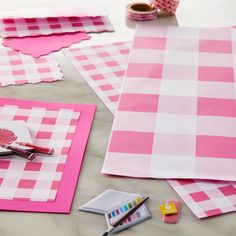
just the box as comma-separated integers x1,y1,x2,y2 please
3,32,91,58
0,47,63,86
102,25,236,182
0,97,95,213
63,37,236,218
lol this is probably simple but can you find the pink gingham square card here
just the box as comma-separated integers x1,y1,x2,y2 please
0,97,95,213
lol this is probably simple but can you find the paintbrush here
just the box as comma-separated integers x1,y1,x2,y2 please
102,196,150,236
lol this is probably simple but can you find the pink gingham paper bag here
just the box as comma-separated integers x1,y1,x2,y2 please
64,37,236,218
102,24,236,181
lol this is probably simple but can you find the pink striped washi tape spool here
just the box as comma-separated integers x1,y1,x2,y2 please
156,0,180,14
126,2,158,21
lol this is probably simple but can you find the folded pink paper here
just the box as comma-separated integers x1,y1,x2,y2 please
3,32,91,58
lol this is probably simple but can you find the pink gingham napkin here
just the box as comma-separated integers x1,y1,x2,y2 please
0,47,63,86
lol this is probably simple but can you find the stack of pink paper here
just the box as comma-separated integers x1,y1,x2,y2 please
0,5,114,57
63,24,236,218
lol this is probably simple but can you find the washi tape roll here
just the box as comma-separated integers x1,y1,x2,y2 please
156,0,180,15
126,2,158,21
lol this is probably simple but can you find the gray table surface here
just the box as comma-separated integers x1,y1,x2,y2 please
1,0,236,235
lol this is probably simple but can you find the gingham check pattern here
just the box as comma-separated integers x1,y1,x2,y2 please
63,35,236,218
0,47,63,86
102,25,236,181
0,16,114,38
93,25,236,218
64,40,236,218
0,103,80,202
169,179,236,218
63,42,130,113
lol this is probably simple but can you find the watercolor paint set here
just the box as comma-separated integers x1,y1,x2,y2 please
105,196,151,234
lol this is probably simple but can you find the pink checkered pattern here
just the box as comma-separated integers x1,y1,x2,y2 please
0,16,114,38
63,42,130,113
0,47,63,86
168,179,236,218
102,25,236,181
64,33,236,218
0,103,80,202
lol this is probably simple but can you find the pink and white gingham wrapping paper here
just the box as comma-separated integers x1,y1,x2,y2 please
102,25,236,181
63,42,130,113
0,47,63,86
64,36,236,218
0,103,80,202
0,16,114,38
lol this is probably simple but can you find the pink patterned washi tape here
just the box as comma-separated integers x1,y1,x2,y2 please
156,0,180,14
126,2,158,21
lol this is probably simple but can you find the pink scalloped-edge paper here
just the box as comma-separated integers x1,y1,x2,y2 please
3,32,91,58
0,4,107,19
